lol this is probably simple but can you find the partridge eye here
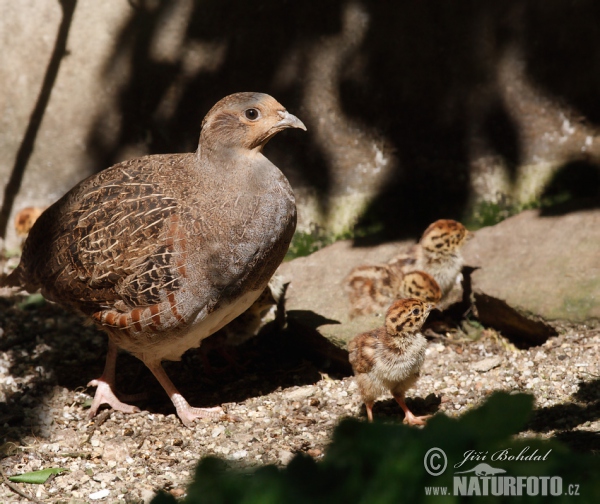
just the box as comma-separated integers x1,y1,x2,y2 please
244,108,260,120
412,308,420,315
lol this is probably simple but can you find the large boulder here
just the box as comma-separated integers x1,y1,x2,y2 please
280,209,600,348
463,208,600,327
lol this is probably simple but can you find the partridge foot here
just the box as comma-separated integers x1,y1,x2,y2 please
87,379,141,418
86,340,142,418
147,361,224,427
395,395,431,426
172,393,224,427
401,409,431,426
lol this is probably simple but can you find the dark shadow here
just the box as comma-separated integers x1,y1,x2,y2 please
539,160,600,216
526,379,600,453
481,99,521,184
75,0,600,243
363,394,441,423
474,293,557,348
522,0,600,126
0,0,77,243
287,310,341,331
342,1,525,242
78,0,525,245
0,295,351,432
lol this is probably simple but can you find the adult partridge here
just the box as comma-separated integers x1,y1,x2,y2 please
2,92,305,426
348,298,433,425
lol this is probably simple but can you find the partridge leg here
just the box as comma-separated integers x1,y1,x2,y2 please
393,394,430,426
87,340,141,418
365,400,375,422
145,360,223,427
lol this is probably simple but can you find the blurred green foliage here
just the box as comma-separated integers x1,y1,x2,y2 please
285,222,384,260
152,392,600,504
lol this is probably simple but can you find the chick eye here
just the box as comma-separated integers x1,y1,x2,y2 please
244,108,260,120
412,308,420,315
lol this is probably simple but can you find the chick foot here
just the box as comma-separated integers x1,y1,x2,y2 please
394,395,431,426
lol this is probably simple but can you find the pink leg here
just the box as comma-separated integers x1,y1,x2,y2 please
145,360,223,427
393,394,430,426
365,401,375,422
87,340,141,418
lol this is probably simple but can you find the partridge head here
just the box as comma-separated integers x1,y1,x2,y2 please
2,92,305,426
412,219,472,296
398,270,442,305
348,298,433,425
346,263,441,317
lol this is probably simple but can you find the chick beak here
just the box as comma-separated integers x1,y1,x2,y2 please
275,110,307,131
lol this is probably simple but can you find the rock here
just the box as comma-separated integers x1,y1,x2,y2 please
92,472,117,484
229,450,248,461
142,487,157,504
280,209,599,350
102,437,130,463
89,489,110,500
283,388,314,401
472,356,502,373
279,239,412,346
211,426,226,438
277,450,295,465
463,209,600,329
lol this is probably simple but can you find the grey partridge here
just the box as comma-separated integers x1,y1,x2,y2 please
348,298,433,425
2,92,306,426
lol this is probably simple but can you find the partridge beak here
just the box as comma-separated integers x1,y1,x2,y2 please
466,230,475,241
276,110,307,131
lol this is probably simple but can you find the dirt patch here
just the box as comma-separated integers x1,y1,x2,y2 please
1,294,599,503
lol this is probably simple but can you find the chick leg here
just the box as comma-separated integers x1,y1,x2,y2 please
87,339,141,418
393,394,430,426
144,360,223,427
365,400,375,422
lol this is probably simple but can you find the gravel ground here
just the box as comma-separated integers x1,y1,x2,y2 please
0,290,599,503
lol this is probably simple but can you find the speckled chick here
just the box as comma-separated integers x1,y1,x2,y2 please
2,92,305,426
14,206,45,238
391,219,473,297
345,263,404,317
346,264,441,317
348,298,433,425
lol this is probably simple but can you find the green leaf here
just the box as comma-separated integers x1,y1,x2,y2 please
8,467,68,484
151,392,600,504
